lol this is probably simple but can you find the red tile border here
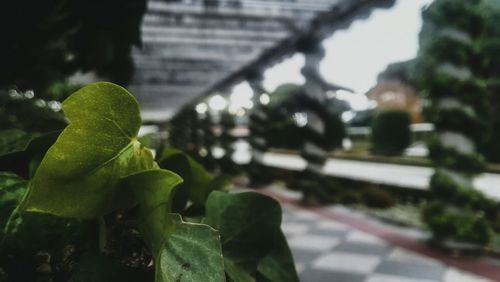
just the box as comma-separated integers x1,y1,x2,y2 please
260,189,500,281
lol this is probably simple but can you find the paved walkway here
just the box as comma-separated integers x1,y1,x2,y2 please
256,186,500,282
261,152,500,200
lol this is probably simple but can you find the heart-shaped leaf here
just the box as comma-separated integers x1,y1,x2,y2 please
121,169,224,282
22,82,157,218
156,214,225,282
204,191,295,282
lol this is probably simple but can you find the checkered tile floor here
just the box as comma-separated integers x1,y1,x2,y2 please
281,204,494,282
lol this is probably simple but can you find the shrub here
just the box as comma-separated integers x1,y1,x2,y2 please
415,0,499,246
361,187,396,209
371,110,411,156
340,192,361,205
422,202,494,245
264,84,346,151
264,119,305,150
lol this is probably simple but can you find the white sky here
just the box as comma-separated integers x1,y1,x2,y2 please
262,0,434,97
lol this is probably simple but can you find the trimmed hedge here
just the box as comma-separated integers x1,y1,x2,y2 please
362,187,396,209
371,110,411,156
415,0,500,246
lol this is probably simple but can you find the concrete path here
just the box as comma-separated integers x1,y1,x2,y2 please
261,152,500,200
257,186,500,282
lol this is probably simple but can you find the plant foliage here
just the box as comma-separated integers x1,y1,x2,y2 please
0,82,298,282
415,0,500,246
371,110,411,156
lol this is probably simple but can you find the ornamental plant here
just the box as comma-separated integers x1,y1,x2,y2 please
370,110,411,156
0,82,298,282
415,0,499,245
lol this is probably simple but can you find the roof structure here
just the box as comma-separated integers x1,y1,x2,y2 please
130,0,395,122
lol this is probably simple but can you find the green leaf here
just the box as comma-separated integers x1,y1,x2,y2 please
257,231,299,282
204,175,230,200
185,157,212,205
0,129,34,156
0,172,27,210
138,132,160,150
156,214,225,282
22,82,157,218
0,131,60,178
205,192,292,282
0,172,28,234
159,148,226,206
121,169,183,256
120,169,224,282
159,152,192,212
0,172,83,253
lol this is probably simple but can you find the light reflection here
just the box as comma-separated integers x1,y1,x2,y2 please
208,95,227,111
259,93,270,105
24,90,35,99
293,112,308,127
212,147,226,159
231,140,252,164
34,99,46,108
342,111,356,122
196,102,208,114
229,82,254,113
48,101,62,112
199,147,208,157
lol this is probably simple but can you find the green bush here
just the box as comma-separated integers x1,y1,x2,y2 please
265,119,305,149
422,202,494,245
415,0,500,246
371,110,411,156
361,187,396,209
264,84,346,151
480,122,500,163
340,192,361,205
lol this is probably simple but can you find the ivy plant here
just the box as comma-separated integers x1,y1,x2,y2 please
0,82,298,282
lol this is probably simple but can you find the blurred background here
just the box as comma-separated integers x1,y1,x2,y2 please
1,0,500,281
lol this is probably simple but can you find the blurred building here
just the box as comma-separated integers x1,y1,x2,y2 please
367,80,423,123
367,59,424,123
